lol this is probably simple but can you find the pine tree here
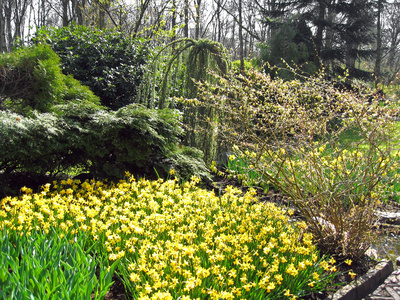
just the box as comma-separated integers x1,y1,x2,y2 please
332,0,375,77
259,0,377,79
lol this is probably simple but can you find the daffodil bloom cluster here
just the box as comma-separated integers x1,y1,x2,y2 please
0,176,337,299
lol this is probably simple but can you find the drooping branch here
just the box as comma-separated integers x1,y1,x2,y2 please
156,38,229,108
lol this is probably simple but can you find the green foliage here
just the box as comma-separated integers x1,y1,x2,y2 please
232,59,255,71
257,21,318,79
197,68,399,259
155,38,229,164
0,110,74,176
217,154,269,193
0,229,117,299
184,39,229,98
0,44,99,114
156,38,230,108
33,24,149,110
62,75,101,104
0,103,211,197
84,105,184,179
161,146,212,182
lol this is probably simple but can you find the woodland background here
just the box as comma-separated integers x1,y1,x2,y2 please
1,0,400,84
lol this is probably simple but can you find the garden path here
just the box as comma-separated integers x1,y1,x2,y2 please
364,267,400,300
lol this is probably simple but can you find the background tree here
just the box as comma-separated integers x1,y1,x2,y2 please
339,0,375,77
0,0,32,52
382,0,400,84
374,0,384,84
2,0,397,88
256,0,377,79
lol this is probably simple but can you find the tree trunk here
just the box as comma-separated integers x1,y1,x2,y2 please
0,1,4,53
98,0,110,29
195,0,201,39
374,0,382,85
315,0,325,66
132,0,151,37
14,0,29,41
238,0,244,72
62,0,69,27
171,0,176,43
345,1,356,72
75,0,84,25
5,1,13,51
216,0,222,42
184,0,189,38
324,0,336,70
231,20,236,57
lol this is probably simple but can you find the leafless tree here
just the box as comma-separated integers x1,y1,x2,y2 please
0,0,31,52
382,0,400,82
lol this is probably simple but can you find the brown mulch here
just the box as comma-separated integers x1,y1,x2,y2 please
104,275,128,300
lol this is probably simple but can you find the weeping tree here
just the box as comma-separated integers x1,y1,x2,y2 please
157,38,229,107
155,38,230,164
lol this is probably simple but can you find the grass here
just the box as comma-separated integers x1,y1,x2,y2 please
335,123,400,202
0,175,345,300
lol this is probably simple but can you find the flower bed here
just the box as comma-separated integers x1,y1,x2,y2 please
0,175,339,299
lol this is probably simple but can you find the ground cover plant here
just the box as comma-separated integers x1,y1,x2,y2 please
0,175,345,299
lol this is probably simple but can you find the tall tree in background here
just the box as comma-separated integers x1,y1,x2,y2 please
75,0,86,25
94,0,111,29
184,0,189,37
194,0,201,39
214,0,224,42
1,0,396,85
132,0,151,36
0,2,4,52
374,0,383,84
294,0,332,67
238,0,244,72
171,0,177,41
257,0,292,40
0,0,31,52
62,0,69,26
383,0,400,83
258,0,376,78
336,0,375,76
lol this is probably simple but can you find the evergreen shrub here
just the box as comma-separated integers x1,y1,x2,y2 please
257,21,318,79
0,44,100,114
33,25,149,110
0,104,210,197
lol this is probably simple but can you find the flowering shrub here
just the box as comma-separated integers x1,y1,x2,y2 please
197,68,400,259
225,143,400,258
0,176,339,299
